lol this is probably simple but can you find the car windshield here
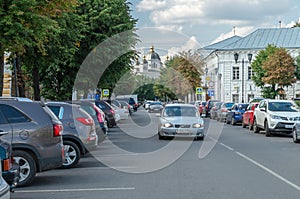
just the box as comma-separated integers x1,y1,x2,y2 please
150,102,162,105
225,103,234,108
163,106,199,117
268,102,300,112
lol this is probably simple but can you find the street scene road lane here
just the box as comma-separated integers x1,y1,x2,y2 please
11,111,300,199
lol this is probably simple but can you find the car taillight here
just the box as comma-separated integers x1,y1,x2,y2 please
53,124,63,137
76,117,94,126
2,158,11,171
110,109,115,115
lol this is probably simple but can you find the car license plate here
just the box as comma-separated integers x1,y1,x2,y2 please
285,125,294,128
176,129,189,134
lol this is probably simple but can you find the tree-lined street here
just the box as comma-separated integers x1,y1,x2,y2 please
11,109,300,199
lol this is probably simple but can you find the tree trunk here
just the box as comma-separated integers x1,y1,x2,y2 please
16,53,25,97
0,45,4,96
32,64,40,101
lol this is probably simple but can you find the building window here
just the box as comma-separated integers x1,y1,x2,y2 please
232,94,239,103
248,66,253,80
233,67,239,80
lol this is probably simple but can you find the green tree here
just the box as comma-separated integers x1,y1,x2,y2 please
0,0,77,98
75,0,138,98
295,54,300,80
159,50,203,100
262,48,295,98
251,44,278,89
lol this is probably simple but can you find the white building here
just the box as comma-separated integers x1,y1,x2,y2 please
199,27,300,103
133,46,164,78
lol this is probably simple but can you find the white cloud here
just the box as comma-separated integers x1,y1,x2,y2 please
139,0,292,27
137,0,167,11
168,36,200,56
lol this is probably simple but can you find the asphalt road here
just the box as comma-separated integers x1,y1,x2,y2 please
11,109,300,199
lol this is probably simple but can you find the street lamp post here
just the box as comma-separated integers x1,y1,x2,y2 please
234,53,252,103
204,66,209,101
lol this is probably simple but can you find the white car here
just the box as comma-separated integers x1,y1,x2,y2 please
111,104,129,121
253,99,300,136
158,104,204,140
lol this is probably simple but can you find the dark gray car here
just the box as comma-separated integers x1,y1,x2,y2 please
0,98,64,186
47,102,97,169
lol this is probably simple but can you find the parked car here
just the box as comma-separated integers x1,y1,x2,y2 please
242,102,259,130
198,101,207,116
111,104,129,121
210,102,223,120
158,104,204,140
148,102,164,113
253,99,300,137
0,132,19,192
292,123,300,143
71,100,107,142
119,100,133,115
216,102,234,122
46,102,98,169
226,103,248,125
205,100,220,118
0,98,64,186
144,100,153,110
0,160,10,198
82,100,116,128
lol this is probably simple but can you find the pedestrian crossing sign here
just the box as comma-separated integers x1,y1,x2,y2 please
196,87,203,94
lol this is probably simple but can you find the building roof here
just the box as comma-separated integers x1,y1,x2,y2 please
202,35,242,50
205,27,300,51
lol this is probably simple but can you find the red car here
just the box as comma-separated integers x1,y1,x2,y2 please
242,102,259,130
198,101,206,116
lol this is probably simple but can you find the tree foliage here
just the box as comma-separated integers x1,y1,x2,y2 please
262,48,295,86
158,50,203,100
0,0,137,100
252,44,295,99
251,44,277,88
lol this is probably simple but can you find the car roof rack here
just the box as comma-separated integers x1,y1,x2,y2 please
0,97,33,102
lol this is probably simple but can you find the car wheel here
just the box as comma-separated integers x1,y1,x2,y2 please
242,119,246,128
231,117,235,126
265,120,271,137
253,118,260,133
248,119,253,131
158,133,164,140
225,118,229,124
62,141,80,169
13,150,37,187
293,128,299,143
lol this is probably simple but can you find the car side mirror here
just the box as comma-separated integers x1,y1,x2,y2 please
260,107,266,112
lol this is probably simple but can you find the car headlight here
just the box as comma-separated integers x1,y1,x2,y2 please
164,122,173,128
270,114,283,120
192,123,202,128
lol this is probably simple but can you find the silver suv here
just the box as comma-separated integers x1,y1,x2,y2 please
0,98,64,186
253,99,300,136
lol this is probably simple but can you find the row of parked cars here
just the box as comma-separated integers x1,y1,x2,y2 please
196,98,300,143
0,97,135,196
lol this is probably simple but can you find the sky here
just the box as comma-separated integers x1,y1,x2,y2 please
129,0,300,60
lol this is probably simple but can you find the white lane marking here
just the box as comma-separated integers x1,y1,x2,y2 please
219,143,234,151
16,187,135,193
235,151,300,192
